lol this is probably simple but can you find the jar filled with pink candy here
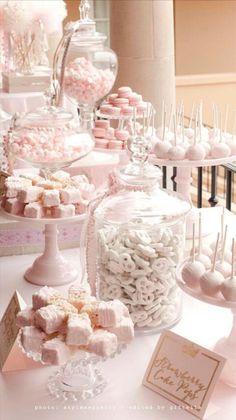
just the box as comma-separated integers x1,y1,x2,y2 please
54,0,118,130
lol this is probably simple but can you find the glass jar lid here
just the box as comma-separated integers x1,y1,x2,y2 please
95,187,191,226
17,105,73,128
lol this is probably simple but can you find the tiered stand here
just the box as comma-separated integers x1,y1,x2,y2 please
176,262,236,388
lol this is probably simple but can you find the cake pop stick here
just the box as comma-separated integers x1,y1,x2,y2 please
195,212,211,268
221,238,236,301
186,113,205,160
182,223,205,288
224,104,229,134
215,225,231,277
162,110,166,141
168,114,186,160
143,111,146,136
200,233,224,296
189,103,195,129
168,104,173,131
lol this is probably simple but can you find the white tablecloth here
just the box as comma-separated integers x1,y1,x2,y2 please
0,242,236,420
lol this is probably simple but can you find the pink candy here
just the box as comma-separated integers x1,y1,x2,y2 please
64,57,115,105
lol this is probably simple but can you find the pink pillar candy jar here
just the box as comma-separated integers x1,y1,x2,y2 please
85,134,191,333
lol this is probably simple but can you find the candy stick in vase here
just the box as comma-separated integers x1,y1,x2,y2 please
185,102,195,140
211,111,230,158
215,225,231,277
194,212,211,268
182,223,205,288
200,232,224,296
168,114,186,160
221,238,236,301
186,110,205,160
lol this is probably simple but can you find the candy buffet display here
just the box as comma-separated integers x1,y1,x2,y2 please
2,171,95,218
85,126,191,332
54,0,117,130
8,105,94,168
17,284,134,400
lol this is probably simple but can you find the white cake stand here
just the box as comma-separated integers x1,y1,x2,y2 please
150,154,236,238
176,262,236,388
1,207,85,286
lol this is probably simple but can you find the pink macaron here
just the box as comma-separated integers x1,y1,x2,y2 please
92,127,106,138
105,127,115,140
96,139,109,149
129,93,142,106
120,106,134,117
100,104,113,114
95,120,110,129
108,93,118,104
108,140,123,150
118,86,133,98
115,129,129,142
113,98,129,108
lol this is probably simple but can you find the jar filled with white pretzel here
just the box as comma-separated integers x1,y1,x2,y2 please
91,133,191,332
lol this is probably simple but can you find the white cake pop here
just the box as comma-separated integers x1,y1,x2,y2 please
195,213,212,268
202,142,211,158
211,114,231,158
182,224,205,289
168,115,186,160
154,110,172,158
186,113,206,161
200,233,224,296
226,136,236,155
221,239,236,301
215,225,231,277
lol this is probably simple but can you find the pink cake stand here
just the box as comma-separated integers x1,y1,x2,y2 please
150,154,236,238
176,261,236,388
1,207,85,286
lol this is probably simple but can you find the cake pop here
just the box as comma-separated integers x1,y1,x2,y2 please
195,213,212,268
199,233,224,296
154,110,172,158
168,115,186,160
221,239,236,301
182,224,205,289
211,113,231,158
215,225,231,277
184,103,195,140
186,113,206,161
226,135,236,156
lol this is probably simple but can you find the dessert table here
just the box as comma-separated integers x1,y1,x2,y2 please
1,207,236,420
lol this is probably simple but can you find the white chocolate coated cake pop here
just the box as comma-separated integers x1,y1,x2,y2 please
182,224,205,289
221,239,236,301
200,233,224,296
186,113,206,161
168,115,186,160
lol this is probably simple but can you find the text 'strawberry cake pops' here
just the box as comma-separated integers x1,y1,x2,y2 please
2,171,95,218
17,285,134,363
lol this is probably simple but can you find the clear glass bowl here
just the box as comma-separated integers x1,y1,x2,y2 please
8,105,94,169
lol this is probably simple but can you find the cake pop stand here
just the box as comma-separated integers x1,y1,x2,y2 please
1,207,85,286
150,154,236,238
176,262,236,388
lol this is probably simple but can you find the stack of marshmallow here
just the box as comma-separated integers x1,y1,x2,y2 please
100,86,149,118
92,120,129,150
64,57,115,105
10,123,94,164
17,285,134,365
3,170,95,218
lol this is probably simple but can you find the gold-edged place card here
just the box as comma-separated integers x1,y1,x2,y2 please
143,330,226,419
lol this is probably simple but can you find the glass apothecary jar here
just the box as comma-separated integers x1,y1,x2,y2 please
86,135,191,333
54,0,118,130
8,104,94,169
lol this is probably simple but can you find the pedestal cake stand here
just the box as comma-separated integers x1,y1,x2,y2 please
176,262,236,388
150,154,236,238
1,208,85,286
